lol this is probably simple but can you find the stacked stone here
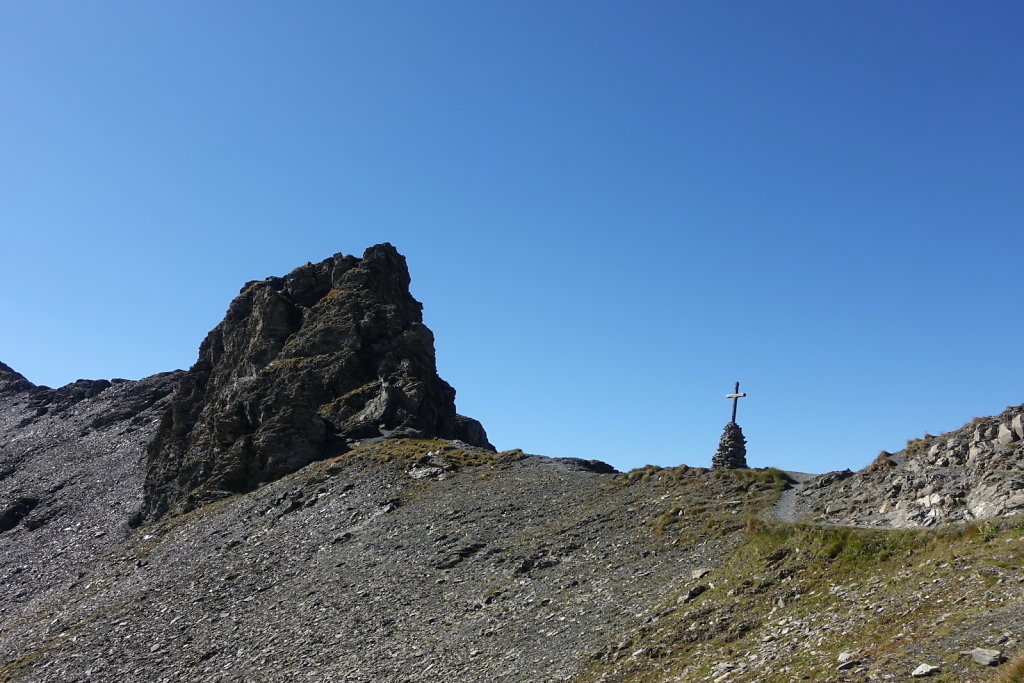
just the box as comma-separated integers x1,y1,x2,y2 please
712,422,748,469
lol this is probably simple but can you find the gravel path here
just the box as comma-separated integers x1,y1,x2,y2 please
772,471,817,523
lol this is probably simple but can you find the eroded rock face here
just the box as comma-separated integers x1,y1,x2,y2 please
140,243,491,520
796,404,1024,527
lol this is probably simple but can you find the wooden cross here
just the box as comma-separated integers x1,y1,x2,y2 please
726,381,747,423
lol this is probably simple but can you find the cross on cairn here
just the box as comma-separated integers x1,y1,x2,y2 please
726,381,747,423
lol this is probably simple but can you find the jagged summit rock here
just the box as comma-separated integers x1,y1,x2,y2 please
712,422,747,469
0,362,34,395
140,243,491,521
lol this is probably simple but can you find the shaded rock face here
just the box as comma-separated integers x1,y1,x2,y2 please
141,243,491,520
0,363,34,396
796,404,1024,527
712,422,747,469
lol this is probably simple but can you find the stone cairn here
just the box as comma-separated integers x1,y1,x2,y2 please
712,422,748,469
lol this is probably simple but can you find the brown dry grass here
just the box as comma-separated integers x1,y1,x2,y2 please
993,650,1024,683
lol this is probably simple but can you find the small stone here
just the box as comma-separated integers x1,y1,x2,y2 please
911,663,940,677
837,652,855,664
691,568,711,580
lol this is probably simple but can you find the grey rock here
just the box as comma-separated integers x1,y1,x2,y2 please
680,584,708,603
712,422,747,469
968,648,1004,666
140,244,492,521
795,403,1024,527
407,466,443,479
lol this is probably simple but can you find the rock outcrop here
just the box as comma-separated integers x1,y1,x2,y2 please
0,363,34,395
140,244,491,521
712,422,748,469
796,404,1024,527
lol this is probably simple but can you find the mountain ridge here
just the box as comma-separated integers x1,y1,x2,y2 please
1,244,1022,682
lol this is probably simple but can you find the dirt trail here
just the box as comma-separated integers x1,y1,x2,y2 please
772,471,817,523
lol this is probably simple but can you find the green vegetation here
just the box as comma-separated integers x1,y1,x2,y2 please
585,513,1024,682
632,467,788,543
265,355,321,372
905,433,936,458
729,467,791,492
317,438,509,472
618,464,668,485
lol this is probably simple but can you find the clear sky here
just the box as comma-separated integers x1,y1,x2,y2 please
2,2,1022,474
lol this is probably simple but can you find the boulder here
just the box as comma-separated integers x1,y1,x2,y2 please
967,648,1004,666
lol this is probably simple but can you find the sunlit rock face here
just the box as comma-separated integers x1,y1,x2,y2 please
797,404,1024,527
141,243,491,520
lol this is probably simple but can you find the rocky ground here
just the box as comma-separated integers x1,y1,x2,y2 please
586,511,1024,682
0,366,178,613
1,435,779,682
795,404,1024,528
4,423,1022,682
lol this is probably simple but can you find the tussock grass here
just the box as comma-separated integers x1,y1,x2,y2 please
866,451,896,472
641,467,785,541
320,438,506,472
994,649,1024,683
905,434,936,458
729,467,791,492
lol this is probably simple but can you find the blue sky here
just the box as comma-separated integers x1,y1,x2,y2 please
2,2,1022,473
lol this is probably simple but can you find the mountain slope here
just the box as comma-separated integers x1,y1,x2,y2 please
2,245,1023,682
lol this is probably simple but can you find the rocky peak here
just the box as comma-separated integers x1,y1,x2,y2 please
140,244,491,521
0,362,34,396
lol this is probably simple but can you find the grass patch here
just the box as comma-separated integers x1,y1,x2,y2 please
641,468,784,542
866,451,896,472
585,513,1024,682
994,649,1024,682
318,438,506,472
905,434,936,458
729,467,791,492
